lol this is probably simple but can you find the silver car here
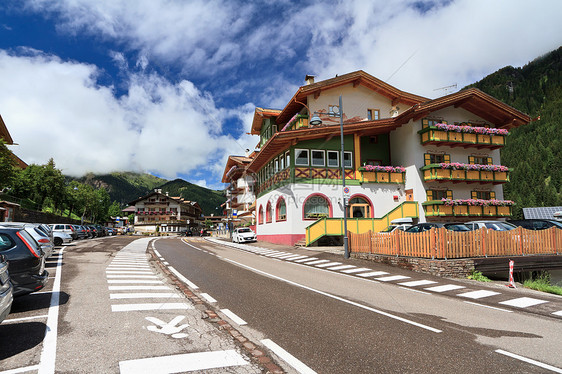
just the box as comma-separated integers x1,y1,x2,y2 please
466,220,517,231
232,228,257,243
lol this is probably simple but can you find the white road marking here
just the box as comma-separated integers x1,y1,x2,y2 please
261,339,317,374
325,264,355,271
398,280,438,287
109,293,181,299
0,364,40,374
277,254,302,259
153,249,162,257
269,253,292,258
108,285,171,291
107,280,163,284
118,350,249,374
398,287,431,295
1,314,49,324
341,267,372,274
287,256,309,261
375,275,411,282
495,349,562,373
303,259,331,265
424,284,465,293
200,293,217,303
38,247,65,374
295,257,316,263
458,290,501,299
499,297,549,308
168,266,199,290
316,262,342,268
106,271,154,274
463,301,513,313
356,271,388,277
220,309,247,325
111,303,193,312
553,311,562,317
106,275,158,279
224,258,442,333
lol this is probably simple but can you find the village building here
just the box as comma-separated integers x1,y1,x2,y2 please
128,189,203,234
221,155,257,228
230,71,530,246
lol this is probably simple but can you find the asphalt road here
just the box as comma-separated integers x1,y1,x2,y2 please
154,237,562,374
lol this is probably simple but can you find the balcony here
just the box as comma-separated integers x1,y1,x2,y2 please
421,164,510,184
358,166,405,184
423,199,513,218
419,124,507,149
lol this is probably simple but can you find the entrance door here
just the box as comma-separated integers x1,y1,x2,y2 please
348,197,371,218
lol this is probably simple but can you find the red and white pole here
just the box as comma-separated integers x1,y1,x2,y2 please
507,260,516,288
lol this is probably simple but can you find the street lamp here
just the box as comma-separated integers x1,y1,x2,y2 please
309,94,349,259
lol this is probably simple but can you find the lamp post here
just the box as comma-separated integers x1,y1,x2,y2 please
310,94,349,259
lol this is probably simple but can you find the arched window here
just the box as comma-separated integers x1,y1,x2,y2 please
276,198,287,221
303,194,331,220
258,205,264,225
266,202,273,223
348,196,372,218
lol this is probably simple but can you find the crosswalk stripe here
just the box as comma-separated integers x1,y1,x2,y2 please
108,286,171,291
287,256,308,261
458,290,501,299
106,275,158,279
111,303,193,312
326,265,355,271
316,262,342,268
110,293,181,299
341,267,372,274
552,311,562,317
398,280,438,287
375,275,411,282
107,280,163,284
424,284,465,293
356,271,388,277
303,259,330,265
498,297,548,308
295,257,316,263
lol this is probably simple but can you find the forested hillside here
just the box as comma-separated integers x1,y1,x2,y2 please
157,179,225,216
466,46,562,218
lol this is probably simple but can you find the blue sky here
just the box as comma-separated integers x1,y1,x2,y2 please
1,0,561,190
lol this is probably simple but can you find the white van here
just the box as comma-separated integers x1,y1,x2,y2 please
379,217,414,233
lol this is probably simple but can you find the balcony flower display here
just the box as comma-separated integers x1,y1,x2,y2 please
441,198,515,206
363,165,406,173
434,123,509,136
438,163,509,172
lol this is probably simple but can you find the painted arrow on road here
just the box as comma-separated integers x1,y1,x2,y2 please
145,316,189,338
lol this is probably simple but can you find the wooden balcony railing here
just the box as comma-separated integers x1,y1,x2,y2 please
358,167,405,184
419,126,507,149
422,200,512,218
421,164,510,184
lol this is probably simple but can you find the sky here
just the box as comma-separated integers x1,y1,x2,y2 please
1,0,561,190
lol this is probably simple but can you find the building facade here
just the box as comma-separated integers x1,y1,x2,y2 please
128,189,203,234
221,155,257,228
232,71,531,246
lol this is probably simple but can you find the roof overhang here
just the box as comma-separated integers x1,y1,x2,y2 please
221,155,253,183
250,107,282,135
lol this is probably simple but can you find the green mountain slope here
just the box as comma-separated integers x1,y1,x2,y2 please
157,179,225,216
465,46,562,218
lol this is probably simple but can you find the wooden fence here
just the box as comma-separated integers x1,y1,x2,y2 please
349,227,561,259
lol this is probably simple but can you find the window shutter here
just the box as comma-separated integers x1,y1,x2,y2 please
422,118,429,128
471,191,478,199
446,190,453,199
424,153,431,166
487,157,493,165
490,191,496,199
426,190,433,201
468,156,475,164
443,154,450,163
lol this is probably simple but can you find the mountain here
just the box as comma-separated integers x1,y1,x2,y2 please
74,172,225,215
465,46,562,218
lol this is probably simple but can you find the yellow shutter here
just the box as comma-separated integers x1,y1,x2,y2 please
468,156,475,164
443,154,450,163
424,153,431,166
422,118,429,128
490,191,496,199
426,190,433,201
446,190,453,199
471,191,478,199
487,157,493,165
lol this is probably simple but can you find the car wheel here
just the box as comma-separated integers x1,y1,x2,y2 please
54,237,63,246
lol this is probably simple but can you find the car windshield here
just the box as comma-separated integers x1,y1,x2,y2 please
444,224,470,231
484,222,516,231
238,228,252,233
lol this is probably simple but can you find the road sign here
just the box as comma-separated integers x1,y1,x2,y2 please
343,186,350,199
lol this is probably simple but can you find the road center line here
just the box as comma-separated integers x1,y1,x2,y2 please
495,349,562,373
222,258,441,333
261,339,317,374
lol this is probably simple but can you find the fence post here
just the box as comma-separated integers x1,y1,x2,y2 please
517,226,524,255
481,228,487,258
368,230,373,253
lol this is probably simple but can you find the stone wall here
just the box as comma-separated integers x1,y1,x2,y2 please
14,207,81,225
352,252,476,278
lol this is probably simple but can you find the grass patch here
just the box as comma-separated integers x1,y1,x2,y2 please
523,272,562,296
467,270,491,282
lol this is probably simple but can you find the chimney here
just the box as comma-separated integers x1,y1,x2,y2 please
305,75,315,85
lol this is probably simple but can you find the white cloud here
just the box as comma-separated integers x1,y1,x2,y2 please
0,50,250,182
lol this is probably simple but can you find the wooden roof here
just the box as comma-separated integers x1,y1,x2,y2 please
0,115,13,145
221,155,253,183
250,107,282,135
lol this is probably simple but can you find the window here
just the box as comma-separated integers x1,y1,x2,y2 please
367,109,380,121
426,190,452,201
422,118,446,128
258,206,264,225
295,149,309,166
311,150,325,167
343,152,353,168
275,158,279,173
469,156,492,165
304,195,330,219
266,202,273,223
424,153,450,165
471,191,496,200
280,155,285,170
327,151,339,167
365,160,381,166
285,151,291,168
277,198,287,221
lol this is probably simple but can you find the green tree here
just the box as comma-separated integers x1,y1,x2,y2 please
0,139,18,189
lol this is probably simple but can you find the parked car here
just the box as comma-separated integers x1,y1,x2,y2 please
232,228,257,243
0,222,54,258
50,224,78,240
405,222,471,233
72,225,88,240
0,254,13,323
53,231,73,246
465,220,517,231
0,225,49,296
380,218,414,233
507,219,562,230
106,228,115,236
